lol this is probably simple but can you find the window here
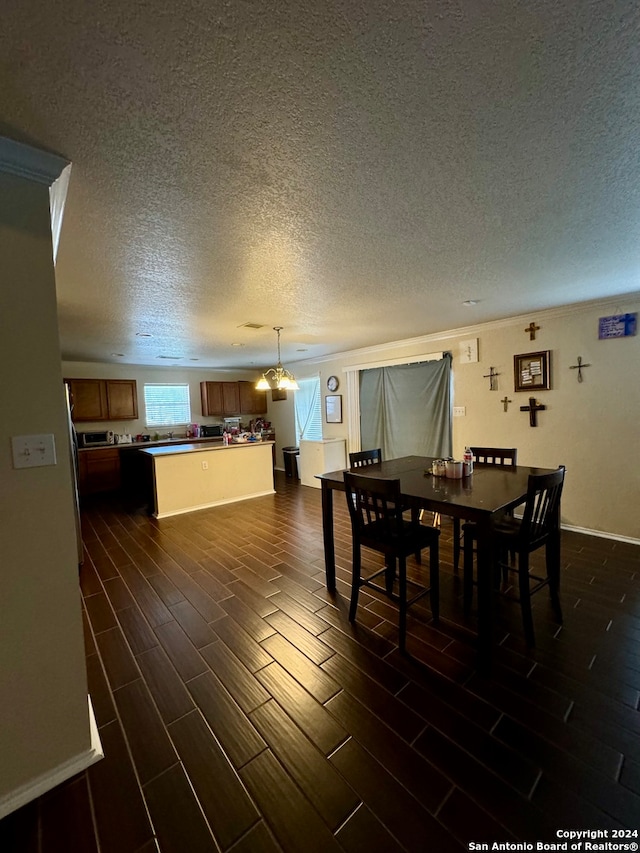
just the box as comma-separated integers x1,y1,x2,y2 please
143,384,191,428
294,377,323,440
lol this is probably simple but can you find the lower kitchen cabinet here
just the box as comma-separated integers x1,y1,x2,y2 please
78,448,121,496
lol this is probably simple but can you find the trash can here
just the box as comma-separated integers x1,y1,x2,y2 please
282,446,299,479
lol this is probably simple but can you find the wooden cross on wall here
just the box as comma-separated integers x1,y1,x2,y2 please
525,321,540,340
520,396,546,426
500,396,512,412
483,366,500,390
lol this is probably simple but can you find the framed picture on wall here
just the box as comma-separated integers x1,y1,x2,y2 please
325,394,342,423
514,350,551,392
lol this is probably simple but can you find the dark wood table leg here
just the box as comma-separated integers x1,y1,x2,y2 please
321,481,336,592
475,517,494,675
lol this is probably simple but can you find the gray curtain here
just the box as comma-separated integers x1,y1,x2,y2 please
359,356,452,459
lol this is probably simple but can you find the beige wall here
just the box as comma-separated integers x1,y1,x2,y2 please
293,297,640,542
0,171,95,813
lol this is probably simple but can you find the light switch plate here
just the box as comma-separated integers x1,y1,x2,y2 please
11,434,57,469
453,407,466,417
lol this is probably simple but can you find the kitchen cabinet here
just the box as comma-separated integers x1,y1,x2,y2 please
78,448,121,496
200,381,223,416
238,381,267,415
201,381,239,415
66,378,108,421
199,381,239,415
222,382,240,414
66,378,137,422
201,380,267,416
106,380,138,419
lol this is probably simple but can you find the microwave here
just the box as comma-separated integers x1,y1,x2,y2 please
200,424,223,437
78,430,114,447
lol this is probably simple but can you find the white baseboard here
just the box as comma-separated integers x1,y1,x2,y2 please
0,695,103,821
153,488,276,518
560,522,640,546
509,511,639,545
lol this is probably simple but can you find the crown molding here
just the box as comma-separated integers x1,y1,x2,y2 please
0,137,69,185
297,292,640,367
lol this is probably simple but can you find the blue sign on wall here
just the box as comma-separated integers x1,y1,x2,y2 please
598,313,637,339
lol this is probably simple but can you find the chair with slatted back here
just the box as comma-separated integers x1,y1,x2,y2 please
344,472,440,651
350,448,422,561
349,448,383,468
452,447,518,572
486,465,566,645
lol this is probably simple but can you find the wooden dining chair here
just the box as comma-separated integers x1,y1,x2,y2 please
344,472,440,651
464,465,566,645
350,448,422,560
453,446,518,571
349,448,382,468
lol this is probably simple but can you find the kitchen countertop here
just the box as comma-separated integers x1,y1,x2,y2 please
79,433,275,452
140,440,273,457
78,436,223,452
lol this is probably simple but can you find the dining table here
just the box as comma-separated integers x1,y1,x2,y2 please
317,455,560,672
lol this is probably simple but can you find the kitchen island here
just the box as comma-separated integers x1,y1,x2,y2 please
140,440,275,518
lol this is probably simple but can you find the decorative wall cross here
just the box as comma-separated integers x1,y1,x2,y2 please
483,366,500,390
525,321,540,340
500,396,512,412
569,356,591,382
520,396,546,427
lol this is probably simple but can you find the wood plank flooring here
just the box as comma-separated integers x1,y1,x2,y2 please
1,472,639,851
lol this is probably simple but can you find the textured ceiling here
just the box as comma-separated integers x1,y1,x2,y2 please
1,0,639,369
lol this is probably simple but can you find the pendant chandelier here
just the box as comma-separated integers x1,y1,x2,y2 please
256,326,300,391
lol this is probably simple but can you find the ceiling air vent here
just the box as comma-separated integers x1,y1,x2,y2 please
238,322,265,330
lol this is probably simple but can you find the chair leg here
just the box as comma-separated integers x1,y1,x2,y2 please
501,547,511,585
385,557,396,595
398,555,407,653
463,527,475,614
452,517,461,572
411,507,421,562
349,541,361,622
429,538,439,623
518,552,535,646
546,540,563,623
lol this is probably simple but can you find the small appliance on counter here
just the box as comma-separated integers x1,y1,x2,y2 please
78,430,114,447
114,433,132,444
200,424,223,437
223,417,241,435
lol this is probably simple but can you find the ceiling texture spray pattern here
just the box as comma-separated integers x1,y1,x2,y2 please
1,0,639,368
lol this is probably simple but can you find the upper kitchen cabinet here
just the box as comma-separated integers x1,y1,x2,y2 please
106,380,138,420
201,380,267,416
66,378,138,422
66,378,107,421
201,381,239,416
238,381,267,415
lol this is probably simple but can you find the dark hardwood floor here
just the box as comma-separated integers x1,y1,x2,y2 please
2,472,639,852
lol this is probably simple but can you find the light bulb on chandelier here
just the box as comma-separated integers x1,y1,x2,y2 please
255,327,300,392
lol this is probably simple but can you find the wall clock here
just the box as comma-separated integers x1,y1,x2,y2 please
327,375,339,392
